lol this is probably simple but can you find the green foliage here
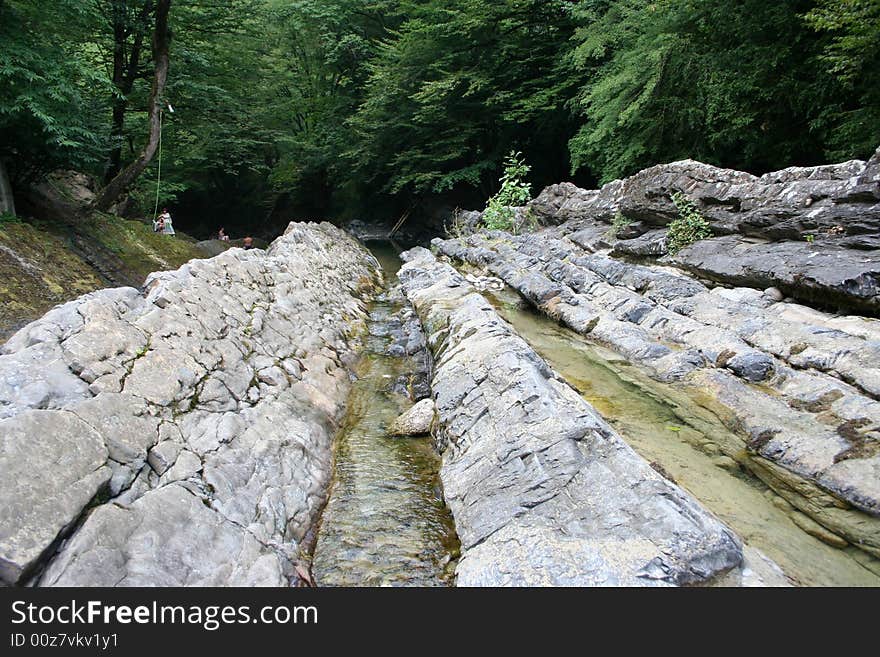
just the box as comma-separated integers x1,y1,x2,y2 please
1,0,878,235
667,192,712,254
607,211,632,240
344,0,577,200
804,233,816,244
567,0,878,182
804,0,880,160
128,175,190,217
482,151,531,232
150,1,281,220
0,211,21,226
805,0,880,82
0,0,112,183
265,1,392,193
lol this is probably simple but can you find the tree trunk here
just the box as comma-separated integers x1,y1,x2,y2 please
93,0,171,213
105,2,127,185
105,99,127,184
104,0,154,183
0,159,15,216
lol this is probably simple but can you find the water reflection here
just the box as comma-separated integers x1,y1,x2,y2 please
486,285,880,587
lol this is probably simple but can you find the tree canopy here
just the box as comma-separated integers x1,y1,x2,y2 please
1,0,877,235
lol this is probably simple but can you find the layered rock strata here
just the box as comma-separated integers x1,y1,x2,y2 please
435,231,880,558
526,147,880,315
0,222,377,586
398,247,745,586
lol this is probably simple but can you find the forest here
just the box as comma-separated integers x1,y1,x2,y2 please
1,0,878,238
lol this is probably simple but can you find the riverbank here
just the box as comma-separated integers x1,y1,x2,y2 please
0,212,207,342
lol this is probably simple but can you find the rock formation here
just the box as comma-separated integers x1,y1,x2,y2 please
434,225,880,561
4,147,877,587
526,147,880,315
0,222,378,586
398,247,748,585
426,150,880,568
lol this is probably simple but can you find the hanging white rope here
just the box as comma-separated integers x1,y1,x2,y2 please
153,107,164,221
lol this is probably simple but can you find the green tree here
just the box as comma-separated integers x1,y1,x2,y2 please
265,0,398,216
805,0,880,159
93,0,172,211
0,0,111,184
99,0,157,182
345,0,577,202
2,0,878,235
142,1,279,216
566,0,872,182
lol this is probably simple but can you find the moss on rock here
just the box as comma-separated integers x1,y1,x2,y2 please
0,214,206,342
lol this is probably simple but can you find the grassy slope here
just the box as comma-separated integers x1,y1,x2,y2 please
0,214,207,342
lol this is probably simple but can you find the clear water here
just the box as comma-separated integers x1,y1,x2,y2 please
311,242,459,586
486,285,880,587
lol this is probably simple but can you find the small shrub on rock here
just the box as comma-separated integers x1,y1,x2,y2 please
482,151,531,233
667,192,712,254
607,211,633,239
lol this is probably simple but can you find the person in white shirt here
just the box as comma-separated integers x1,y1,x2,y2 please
157,208,175,235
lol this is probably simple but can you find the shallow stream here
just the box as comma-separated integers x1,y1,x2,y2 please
486,285,880,587
311,243,459,586
312,243,880,587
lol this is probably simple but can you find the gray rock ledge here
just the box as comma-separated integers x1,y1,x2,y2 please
0,222,377,586
399,247,743,586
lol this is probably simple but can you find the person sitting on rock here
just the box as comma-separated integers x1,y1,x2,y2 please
158,208,175,236
243,236,254,249
217,227,230,242
153,214,165,233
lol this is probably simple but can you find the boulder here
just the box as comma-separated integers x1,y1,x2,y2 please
195,239,232,257
38,485,288,586
673,235,880,316
518,150,880,315
389,398,435,436
528,153,880,244
0,410,111,585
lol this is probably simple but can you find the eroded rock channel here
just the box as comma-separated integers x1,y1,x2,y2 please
2,148,879,586
0,223,377,585
484,284,879,586
400,248,760,585
311,243,459,586
434,231,880,572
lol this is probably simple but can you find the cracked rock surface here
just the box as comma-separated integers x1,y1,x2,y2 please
435,229,880,559
0,222,377,586
526,147,880,315
398,247,743,586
